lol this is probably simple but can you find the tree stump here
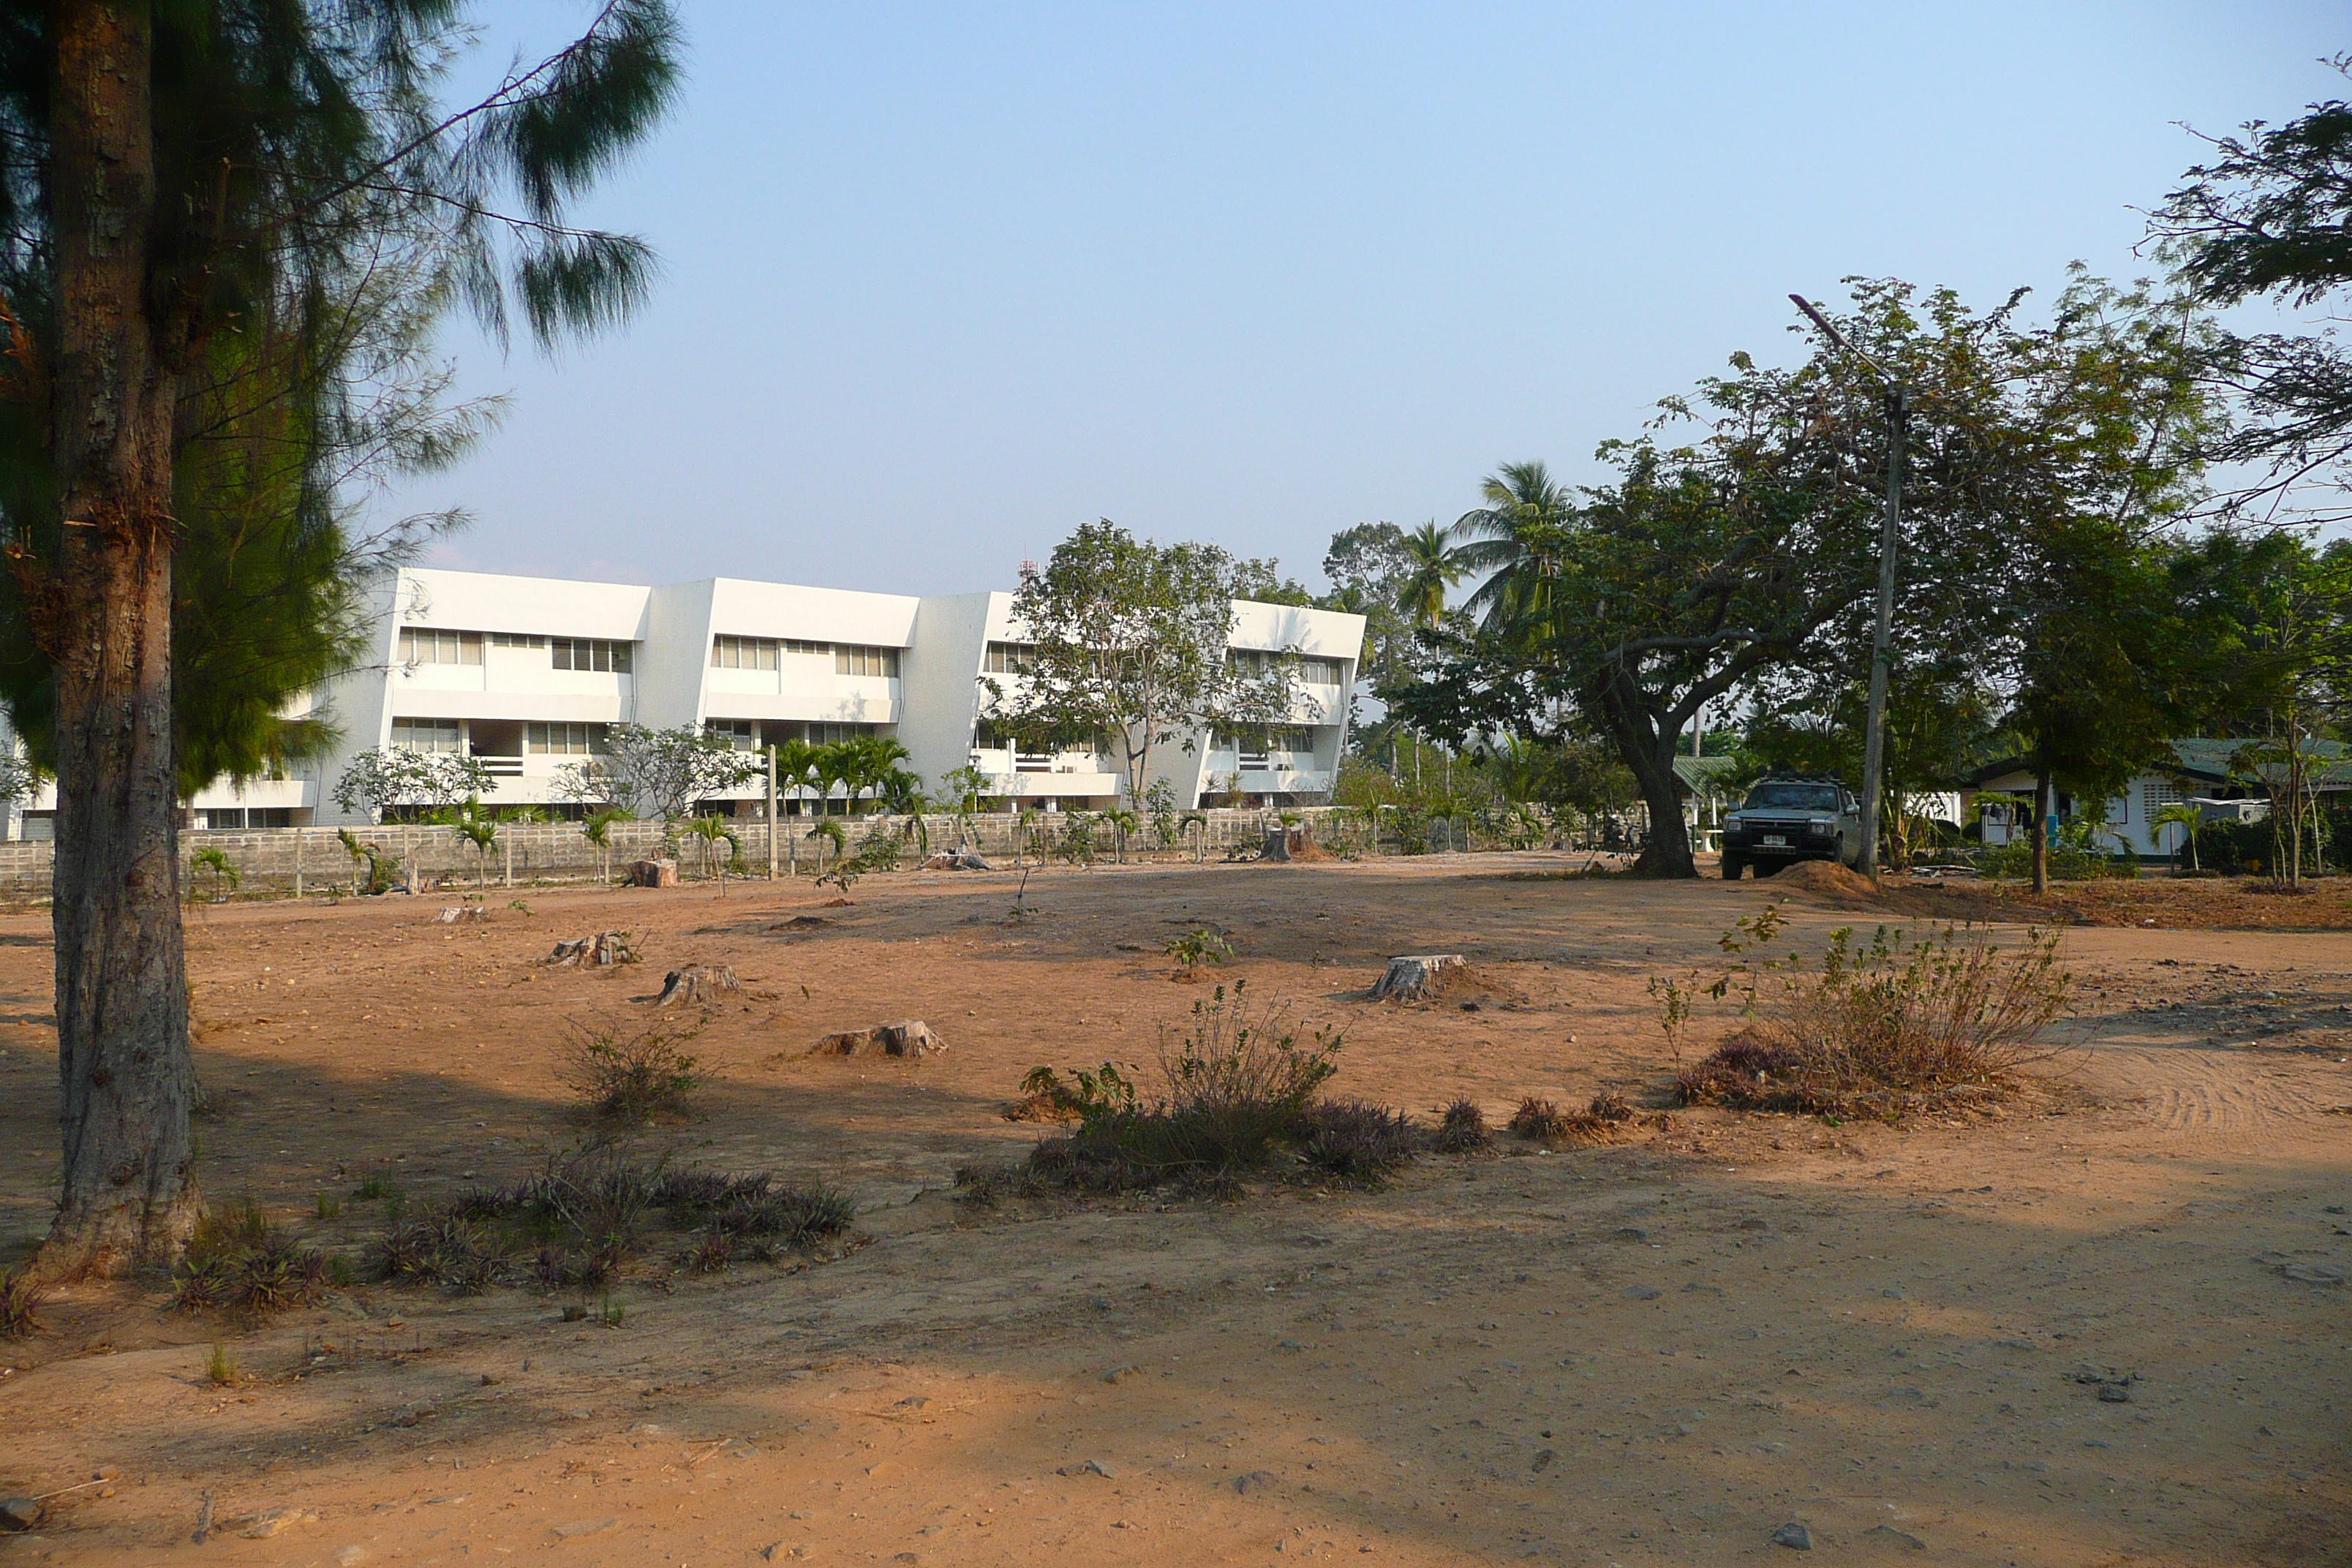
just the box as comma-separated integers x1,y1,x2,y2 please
810,1019,945,1059
628,858,679,888
653,964,739,1006
1370,953,1463,1001
434,906,489,924
549,932,635,967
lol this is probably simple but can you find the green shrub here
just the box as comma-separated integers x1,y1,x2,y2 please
173,1196,328,1315
559,1014,702,1124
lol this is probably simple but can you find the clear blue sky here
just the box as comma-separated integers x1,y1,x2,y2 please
385,1,2348,595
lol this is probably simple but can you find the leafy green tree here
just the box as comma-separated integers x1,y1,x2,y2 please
562,725,758,824
2153,61,2352,519
986,520,1301,808
1392,440,1874,877
0,0,679,1272
334,748,495,821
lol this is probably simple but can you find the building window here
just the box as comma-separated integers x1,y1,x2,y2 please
391,717,463,754
711,635,782,670
774,721,885,747
552,637,633,673
834,644,901,678
526,722,606,755
489,632,546,648
983,641,1035,674
1228,648,1340,684
1215,726,1316,757
705,718,758,752
398,627,483,666
201,807,295,830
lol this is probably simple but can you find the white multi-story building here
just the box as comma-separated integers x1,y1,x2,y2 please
8,567,1363,833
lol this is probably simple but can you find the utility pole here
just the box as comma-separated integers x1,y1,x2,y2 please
765,745,778,880
1790,293,1904,879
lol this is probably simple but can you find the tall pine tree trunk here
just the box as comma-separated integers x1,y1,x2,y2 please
43,0,197,1275
2029,771,2051,896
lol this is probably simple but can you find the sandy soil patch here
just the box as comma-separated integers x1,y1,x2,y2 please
0,854,2347,1566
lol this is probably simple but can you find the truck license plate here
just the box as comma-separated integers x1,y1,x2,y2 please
1762,834,1788,848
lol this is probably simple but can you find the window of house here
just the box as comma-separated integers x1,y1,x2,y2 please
526,722,606,755
783,638,829,658
397,627,483,665
834,644,901,678
983,641,1036,674
551,637,633,673
1300,655,1343,685
489,632,546,648
391,717,462,753
706,718,758,751
711,635,782,670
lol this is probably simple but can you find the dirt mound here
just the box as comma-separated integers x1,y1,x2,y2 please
1772,859,1884,903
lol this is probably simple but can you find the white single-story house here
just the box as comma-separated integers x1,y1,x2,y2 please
1966,737,2351,859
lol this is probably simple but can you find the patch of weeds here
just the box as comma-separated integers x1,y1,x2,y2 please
206,1341,236,1386
314,1191,342,1221
376,1147,851,1297
352,1177,396,1203
1013,981,1399,1195
1433,1097,1492,1154
1507,1093,1634,1145
1673,922,2071,1119
0,1263,44,1337
173,1196,328,1316
1296,1100,1417,1184
559,1013,703,1124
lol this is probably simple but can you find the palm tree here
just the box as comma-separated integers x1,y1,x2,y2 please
584,807,633,883
830,735,913,814
2152,800,2203,872
1453,460,1576,633
1104,807,1139,864
1395,521,1466,629
443,797,498,889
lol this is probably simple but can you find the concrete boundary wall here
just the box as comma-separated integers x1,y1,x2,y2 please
0,807,1578,900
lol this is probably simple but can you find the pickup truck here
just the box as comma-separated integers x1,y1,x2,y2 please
1720,779,1862,878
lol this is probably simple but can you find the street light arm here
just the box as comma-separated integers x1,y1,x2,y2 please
1788,293,1898,388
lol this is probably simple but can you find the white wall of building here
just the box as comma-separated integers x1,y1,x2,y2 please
0,565,1365,834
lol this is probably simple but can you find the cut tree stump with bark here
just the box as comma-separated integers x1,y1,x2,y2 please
810,1020,946,1059
653,965,739,1007
434,906,490,924
549,932,635,967
628,859,679,889
1370,954,1464,1002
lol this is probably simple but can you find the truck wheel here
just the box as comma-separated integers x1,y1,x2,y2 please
1721,853,1744,880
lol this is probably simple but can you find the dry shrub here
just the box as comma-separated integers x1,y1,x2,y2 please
0,1263,42,1337
559,1014,702,1123
372,1147,853,1294
173,1196,328,1315
1433,1098,1491,1153
1507,1093,1634,1145
1674,922,2069,1118
1017,981,1386,1193
1297,1100,1418,1183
